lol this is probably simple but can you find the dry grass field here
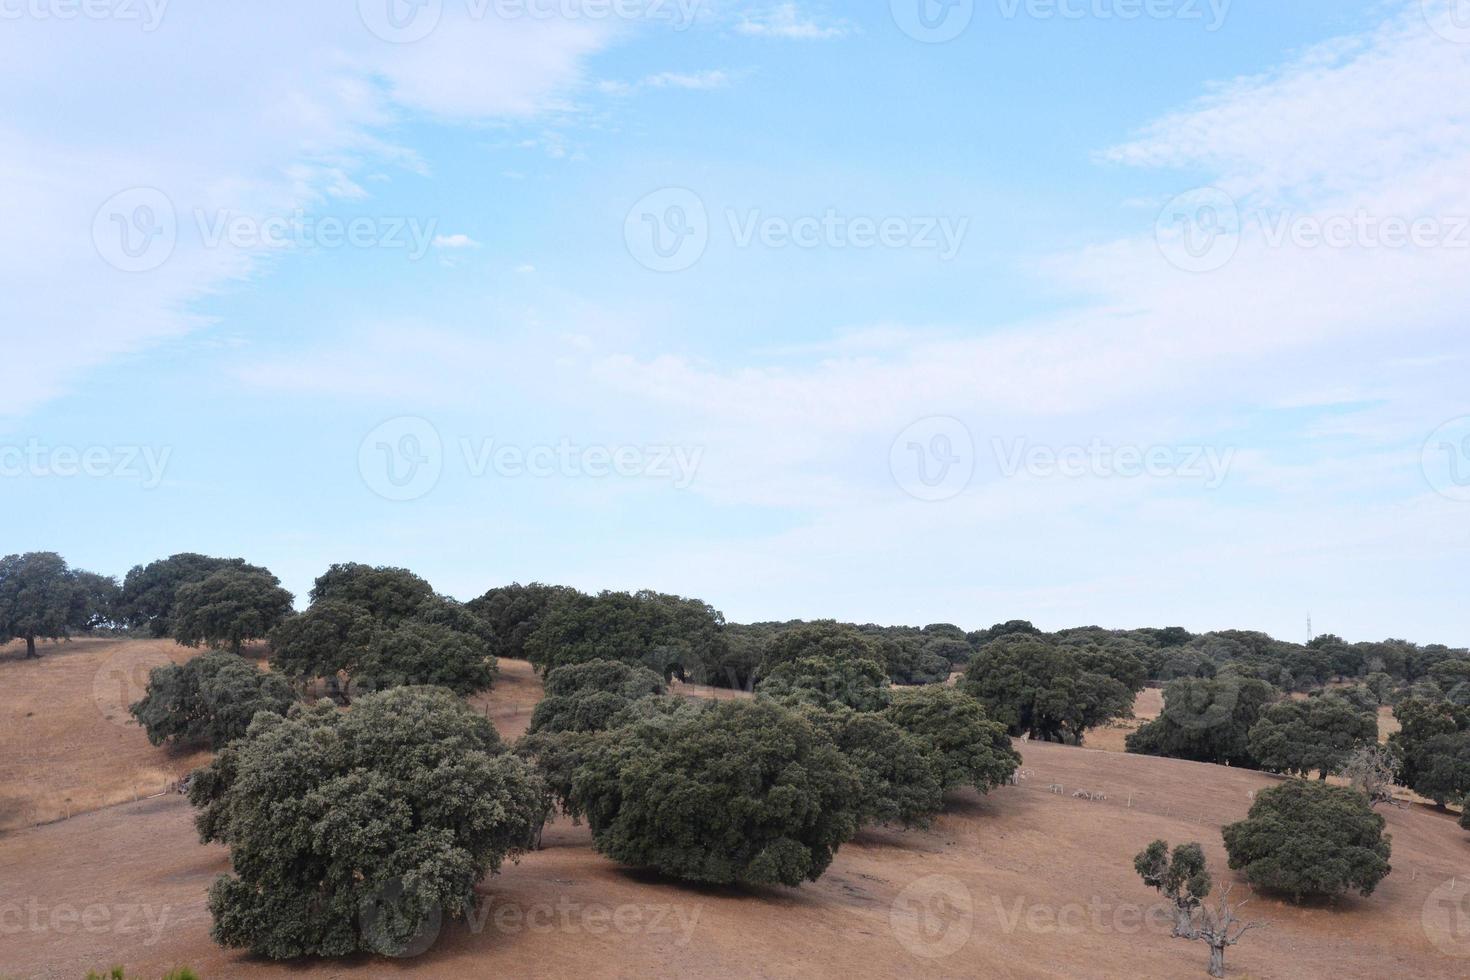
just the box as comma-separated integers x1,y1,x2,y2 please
2,641,1469,979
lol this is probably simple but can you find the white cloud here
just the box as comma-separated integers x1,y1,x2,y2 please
0,3,616,421
735,3,851,40
230,3,1470,638
433,234,482,249
598,69,735,96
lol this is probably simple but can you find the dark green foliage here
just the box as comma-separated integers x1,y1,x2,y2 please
1222,780,1391,901
191,687,542,958
1246,695,1377,779
686,623,765,689
118,553,260,637
571,698,861,886
308,563,434,624
961,634,1136,744
802,706,944,829
756,621,881,679
968,619,1042,646
412,594,496,647
172,568,293,653
1429,659,1470,704
873,634,951,685
882,686,1019,794
129,650,295,749
1388,697,1470,800
1134,839,1212,936
0,552,115,658
757,654,892,712
466,582,577,660
542,658,666,699
514,729,600,825
528,660,666,734
1405,731,1470,806
353,620,496,697
1125,676,1278,767
530,689,646,735
524,589,725,679
268,600,377,689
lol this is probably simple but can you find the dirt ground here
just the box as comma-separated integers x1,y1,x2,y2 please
0,638,213,832
3,642,1469,979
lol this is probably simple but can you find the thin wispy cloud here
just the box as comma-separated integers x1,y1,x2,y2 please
735,3,852,40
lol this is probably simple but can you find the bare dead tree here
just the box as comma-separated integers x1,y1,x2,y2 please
1193,885,1265,978
1337,744,1407,809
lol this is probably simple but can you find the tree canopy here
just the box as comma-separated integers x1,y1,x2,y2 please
571,698,861,886
1222,780,1391,902
0,551,116,658
308,563,435,624
960,633,1137,744
172,567,294,653
1245,694,1377,779
1126,675,1278,768
190,687,542,958
523,589,725,679
118,554,259,638
882,686,1019,794
757,653,892,712
130,650,295,749
466,582,577,660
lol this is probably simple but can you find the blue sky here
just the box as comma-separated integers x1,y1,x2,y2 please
2,0,1467,643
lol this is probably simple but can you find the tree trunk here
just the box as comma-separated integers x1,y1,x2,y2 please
25,634,37,658
1208,943,1225,978
1173,907,1195,938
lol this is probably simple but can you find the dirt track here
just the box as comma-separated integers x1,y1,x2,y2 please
2,642,1469,979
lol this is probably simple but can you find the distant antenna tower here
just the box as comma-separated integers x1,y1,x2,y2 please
1307,613,1313,642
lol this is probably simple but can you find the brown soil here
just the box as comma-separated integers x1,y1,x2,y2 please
2,642,1468,979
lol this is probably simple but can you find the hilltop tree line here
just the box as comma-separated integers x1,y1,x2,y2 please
0,549,1460,964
